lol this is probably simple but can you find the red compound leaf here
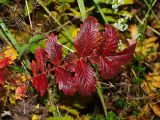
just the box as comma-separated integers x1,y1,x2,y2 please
32,73,48,96
30,16,136,97
98,43,136,79
0,57,11,69
74,59,97,96
74,16,99,57
0,57,11,85
55,67,75,95
30,60,38,76
98,56,121,79
116,43,136,60
35,48,46,72
65,53,78,72
97,24,118,56
46,33,62,66
0,67,11,85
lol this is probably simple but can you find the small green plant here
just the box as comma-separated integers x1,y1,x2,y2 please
115,98,126,109
87,112,116,120
133,55,145,84
133,77,143,85
0,0,10,6
137,24,144,41
106,111,116,120
47,115,74,120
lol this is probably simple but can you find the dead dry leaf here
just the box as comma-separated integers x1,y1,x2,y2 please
152,63,160,75
136,42,158,55
4,46,18,62
32,114,41,120
141,62,160,117
128,115,135,120
128,24,139,40
145,63,160,89
149,102,160,117
141,80,156,95
143,36,158,44
138,104,151,118
135,36,159,62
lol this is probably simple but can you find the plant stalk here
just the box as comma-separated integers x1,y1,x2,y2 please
93,0,108,23
25,0,33,30
77,0,87,20
135,15,160,36
97,81,107,117
142,0,156,33
37,0,73,42
143,0,160,25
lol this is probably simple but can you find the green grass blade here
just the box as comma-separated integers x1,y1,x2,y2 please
0,18,20,51
19,44,30,58
97,81,107,117
0,29,11,45
93,0,108,23
77,0,87,21
29,34,44,43
143,0,160,25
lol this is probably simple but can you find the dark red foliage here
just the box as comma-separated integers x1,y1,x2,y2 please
35,48,47,72
65,53,77,72
74,16,99,57
30,16,136,96
46,33,62,66
32,73,48,97
95,24,136,79
0,67,11,85
74,60,97,95
30,60,38,76
96,24,118,56
98,44,136,79
0,57,11,85
30,48,48,96
55,67,75,95
0,57,10,69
